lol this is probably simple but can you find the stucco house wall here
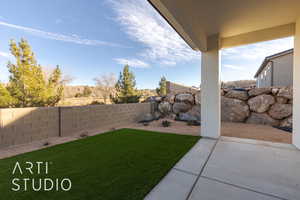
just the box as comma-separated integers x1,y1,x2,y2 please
272,53,293,87
255,50,293,88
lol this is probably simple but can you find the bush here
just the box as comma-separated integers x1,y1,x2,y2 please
90,101,105,105
162,120,171,127
187,120,201,126
111,95,141,104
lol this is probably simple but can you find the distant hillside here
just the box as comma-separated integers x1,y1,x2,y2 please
60,86,156,106
63,86,104,98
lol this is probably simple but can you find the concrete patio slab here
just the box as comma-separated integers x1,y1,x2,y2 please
174,138,217,175
202,138,300,200
145,138,217,200
189,177,279,200
144,169,197,200
220,136,297,151
146,136,299,200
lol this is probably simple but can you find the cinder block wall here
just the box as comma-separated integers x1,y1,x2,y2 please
0,103,151,148
60,103,151,137
0,107,59,148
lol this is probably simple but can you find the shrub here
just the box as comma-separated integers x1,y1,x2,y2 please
162,120,171,127
187,120,201,126
90,100,105,105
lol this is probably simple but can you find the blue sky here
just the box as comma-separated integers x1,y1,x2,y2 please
0,0,294,89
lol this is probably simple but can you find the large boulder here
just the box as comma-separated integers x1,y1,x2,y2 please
195,92,201,105
272,88,279,95
158,101,171,115
154,96,163,102
166,113,177,120
277,87,293,99
268,103,292,120
176,113,198,122
186,105,201,121
153,111,162,120
276,97,288,104
248,88,272,97
248,94,275,113
144,96,162,103
246,113,280,126
144,96,156,103
221,97,250,122
175,93,194,104
225,90,249,101
172,102,192,114
280,116,293,128
164,94,175,104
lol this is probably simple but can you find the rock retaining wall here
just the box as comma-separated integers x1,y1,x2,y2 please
146,87,293,128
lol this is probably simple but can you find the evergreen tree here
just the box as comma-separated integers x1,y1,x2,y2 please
156,76,167,96
111,65,140,103
0,83,15,108
45,65,64,105
6,39,63,107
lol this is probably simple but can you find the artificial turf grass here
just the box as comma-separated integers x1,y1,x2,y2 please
0,128,200,200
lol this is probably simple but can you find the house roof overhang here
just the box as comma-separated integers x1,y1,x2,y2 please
148,0,300,52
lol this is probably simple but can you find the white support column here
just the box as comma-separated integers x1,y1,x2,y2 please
293,19,300,149
201,35,221,138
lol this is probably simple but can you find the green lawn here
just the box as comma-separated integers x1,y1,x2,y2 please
0,128,200,200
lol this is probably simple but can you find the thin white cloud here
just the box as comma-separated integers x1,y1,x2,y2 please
161,60,176,66
115,58,150,68
0,51,10,58
110,0,198,66
0,20,125,48
222,37,294,60
223,64,246,71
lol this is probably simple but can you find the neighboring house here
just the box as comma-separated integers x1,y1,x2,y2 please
254,49,293,88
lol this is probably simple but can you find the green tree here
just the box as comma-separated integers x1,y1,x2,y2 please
44,65,64,105
111,65,140,103
6,39,63,107
156,76,167,96
0,83,15,108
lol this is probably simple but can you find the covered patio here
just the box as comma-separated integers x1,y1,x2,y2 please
148,0,300,149
145,1,300,199
145,136,300,200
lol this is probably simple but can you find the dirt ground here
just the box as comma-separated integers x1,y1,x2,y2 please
130,119,292,144
0,120,291,159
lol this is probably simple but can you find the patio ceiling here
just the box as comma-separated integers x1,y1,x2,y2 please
148,0,300,51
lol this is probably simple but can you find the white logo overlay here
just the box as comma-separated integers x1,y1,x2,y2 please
11,161,72,192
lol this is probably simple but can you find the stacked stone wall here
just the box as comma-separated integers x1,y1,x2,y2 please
150,87,293,128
